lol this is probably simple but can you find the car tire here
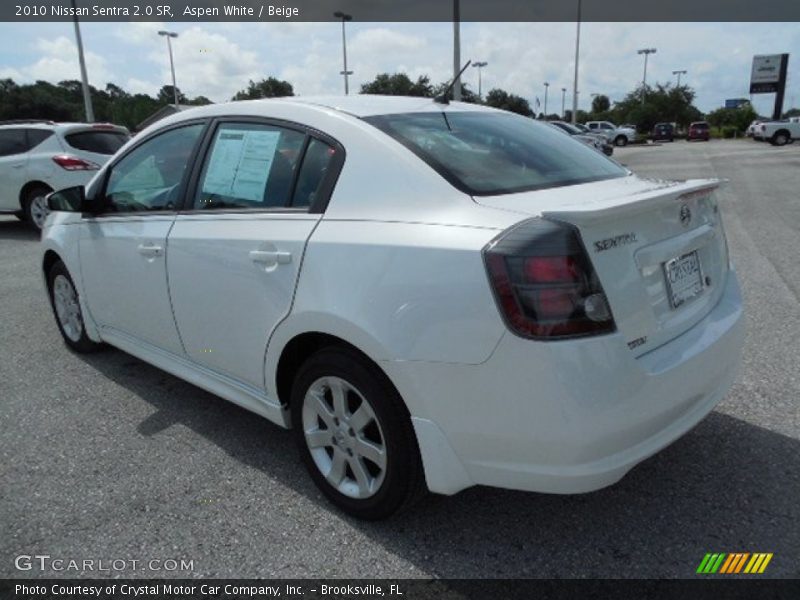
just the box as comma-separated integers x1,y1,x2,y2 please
614,135,628,147
22,185,52,231
291,346,426,520
771,132,789,146
47,260,104,353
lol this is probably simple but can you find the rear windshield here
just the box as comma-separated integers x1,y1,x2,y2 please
691,122,710,129
363,112,625,196
65,130,129,155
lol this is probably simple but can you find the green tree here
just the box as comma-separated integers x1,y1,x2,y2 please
232,77,294,100
591,94,610,113
608,83,703,131
360,73,433,97
484,88,533,117
157,85,187,105
188,95,213,106
707,104,758,133
430,81,479,103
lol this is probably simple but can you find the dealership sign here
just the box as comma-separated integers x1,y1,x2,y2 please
750,54,789,93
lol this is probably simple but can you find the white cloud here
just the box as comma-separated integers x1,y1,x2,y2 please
7,35,111,87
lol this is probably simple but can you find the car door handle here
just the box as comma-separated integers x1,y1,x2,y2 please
12,163,24,169
137,244,163,258
249,250,292,266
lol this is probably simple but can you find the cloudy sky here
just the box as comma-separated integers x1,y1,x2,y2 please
0,21,798,116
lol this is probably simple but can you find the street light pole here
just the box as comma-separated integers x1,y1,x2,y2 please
672,69,687,87
71,0,94,122
561,87,566,118
158,30,179,108
333,11,353,95
637,48,657,104
472,61,487,100
571,0,582,123
452,0,461,101
543,82,549,117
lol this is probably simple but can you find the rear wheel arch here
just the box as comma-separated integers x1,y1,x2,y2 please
20,181,53,229
275,332,404,413
771,129,790,146
19,180,52,208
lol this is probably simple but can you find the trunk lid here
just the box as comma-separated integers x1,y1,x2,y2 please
474,175,730,356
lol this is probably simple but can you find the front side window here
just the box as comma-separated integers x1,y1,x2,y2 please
364,112,626,196
104,123,203,213
194,123,306,210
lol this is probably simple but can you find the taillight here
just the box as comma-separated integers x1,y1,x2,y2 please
52,155,100,171
484,219,615,339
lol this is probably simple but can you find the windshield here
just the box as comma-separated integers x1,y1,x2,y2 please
364,111,625,196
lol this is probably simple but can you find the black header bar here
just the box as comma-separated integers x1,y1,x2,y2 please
3,0,800,23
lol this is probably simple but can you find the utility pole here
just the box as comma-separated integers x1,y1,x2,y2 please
571,0,582,123
71,0,94,122
543,82,549,116
473,61,487,100
158,30,180,107
561,87,567,118
638,48,657,104
453,0,461,101
333,11,353,95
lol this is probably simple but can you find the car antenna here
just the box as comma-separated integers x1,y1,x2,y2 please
434,60,472,105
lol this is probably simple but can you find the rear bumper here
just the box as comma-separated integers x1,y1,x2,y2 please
388,272,745,495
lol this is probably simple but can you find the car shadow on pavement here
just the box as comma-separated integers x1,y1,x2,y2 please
0,218,38,241
79,348,799,578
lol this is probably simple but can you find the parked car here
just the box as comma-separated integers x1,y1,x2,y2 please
42,97,744,519
548,120,614,155
759,120,800,146
0,120,130,229
584,121,637,146
651,122,675,142
687,121,711,141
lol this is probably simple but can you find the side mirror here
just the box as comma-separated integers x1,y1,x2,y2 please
47,186,85,212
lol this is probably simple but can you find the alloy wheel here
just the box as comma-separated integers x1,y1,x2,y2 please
301,375,387,499
52,274,83,342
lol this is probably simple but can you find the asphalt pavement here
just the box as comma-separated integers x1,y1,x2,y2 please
1,139,798,579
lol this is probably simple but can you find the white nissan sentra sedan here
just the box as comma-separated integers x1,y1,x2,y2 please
41,96,744,519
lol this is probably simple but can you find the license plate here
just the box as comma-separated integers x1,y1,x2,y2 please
663,251,704,309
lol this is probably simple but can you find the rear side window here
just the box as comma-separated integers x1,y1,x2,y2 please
65,131,129,155
194,123,306,210
26,129,54,149
292,138,336,208
0,129,28,157
364,112,625,196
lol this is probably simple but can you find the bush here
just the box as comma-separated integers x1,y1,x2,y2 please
721,126,738,139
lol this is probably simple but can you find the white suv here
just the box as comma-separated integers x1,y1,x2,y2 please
41,97,744,519
585,121,638,146
0,121,129,229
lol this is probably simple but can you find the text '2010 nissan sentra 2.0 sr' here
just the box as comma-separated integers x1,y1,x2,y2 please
41,96,744,519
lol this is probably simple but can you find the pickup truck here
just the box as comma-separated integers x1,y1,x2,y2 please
760,120,800,146
584,121,638,147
